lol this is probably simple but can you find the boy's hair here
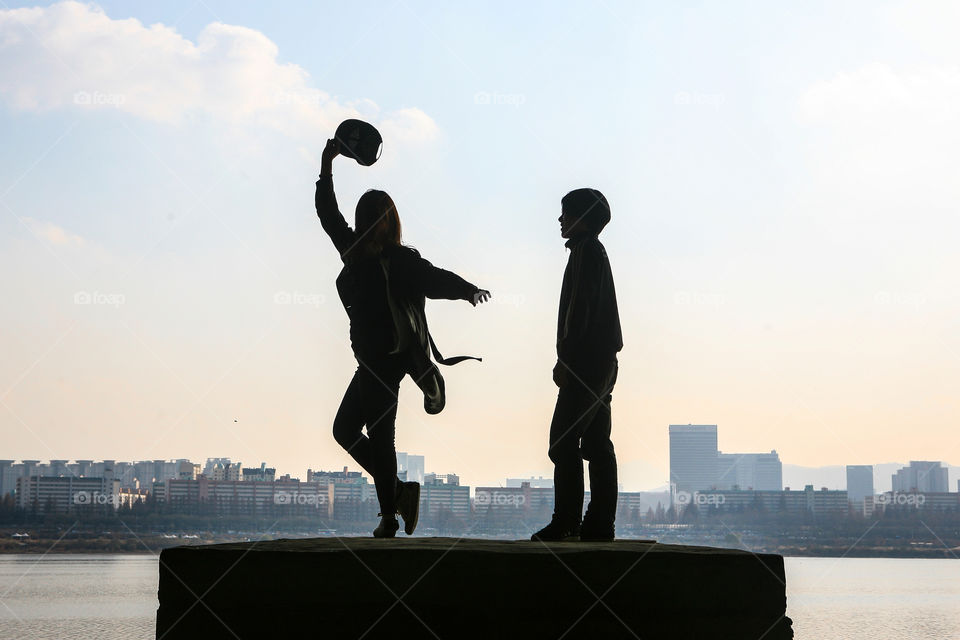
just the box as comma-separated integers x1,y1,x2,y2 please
562,188,610,233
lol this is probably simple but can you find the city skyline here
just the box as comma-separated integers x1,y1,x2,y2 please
3,450,958,495
6,454,958,525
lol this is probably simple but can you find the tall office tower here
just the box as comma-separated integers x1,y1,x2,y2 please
669,424,718,495
717,451,783,491
753,451,783,490
0,461,14,496
891,461,949,493
846,465,874,505
396,452,425,484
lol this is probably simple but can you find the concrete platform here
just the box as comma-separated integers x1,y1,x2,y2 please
156,537,793,639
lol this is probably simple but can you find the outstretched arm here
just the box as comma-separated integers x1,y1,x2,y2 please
404,250,490,304
315,138,354,260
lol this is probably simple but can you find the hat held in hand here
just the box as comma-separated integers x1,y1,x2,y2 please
335,119,383,166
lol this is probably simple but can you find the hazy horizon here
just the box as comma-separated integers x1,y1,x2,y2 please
3,1,960,493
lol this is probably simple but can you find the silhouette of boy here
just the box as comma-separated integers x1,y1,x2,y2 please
532,188,623,542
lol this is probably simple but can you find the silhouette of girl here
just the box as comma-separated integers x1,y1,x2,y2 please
315,138,490,538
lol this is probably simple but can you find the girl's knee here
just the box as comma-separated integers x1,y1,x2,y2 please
548,440,580,465
581,440,615,463
332,420,361,448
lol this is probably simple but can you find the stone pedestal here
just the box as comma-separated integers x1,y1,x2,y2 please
157,537,792,639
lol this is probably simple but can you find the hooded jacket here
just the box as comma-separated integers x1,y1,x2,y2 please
557,234,623,375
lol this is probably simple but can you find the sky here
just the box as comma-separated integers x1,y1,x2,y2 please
1,1,959,491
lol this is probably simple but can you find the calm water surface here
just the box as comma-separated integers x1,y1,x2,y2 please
0,555,155,639
785,557,960,639
0,554,956,639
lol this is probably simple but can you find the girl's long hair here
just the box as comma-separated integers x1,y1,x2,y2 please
350,189,402,260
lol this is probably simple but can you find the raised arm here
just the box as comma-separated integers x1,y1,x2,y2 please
315,139,355,260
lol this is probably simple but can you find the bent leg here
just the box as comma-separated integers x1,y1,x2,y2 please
332,368,376,476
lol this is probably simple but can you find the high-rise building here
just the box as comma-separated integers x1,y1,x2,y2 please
15,475,120,513
506,476,553,489
717,451,783,491
203,458,235,477
163,476,328,516
396,453,425,484
846,465,874,508
305,467,373,518
891,461,949,493
74,460,95,477
0,461,15,496
474,483,554,514
242,463,276,482
669,424,718,497
421,473,470,517
49,460,69,477
1,459,201,495
205,460,242,481
703,486,849,517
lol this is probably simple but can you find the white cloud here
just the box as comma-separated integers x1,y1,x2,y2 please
797,63,960,193
799,63,960,127
22,217,85,247
0,1,437,143
379,108,441,143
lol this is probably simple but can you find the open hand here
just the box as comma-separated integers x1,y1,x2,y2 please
471,289,491,306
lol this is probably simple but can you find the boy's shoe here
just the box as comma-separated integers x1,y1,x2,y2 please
530,516,580,542
579,520,615,542
396,481,420,535
373,514,400,538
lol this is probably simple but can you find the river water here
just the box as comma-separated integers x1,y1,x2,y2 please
0,554,956,639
